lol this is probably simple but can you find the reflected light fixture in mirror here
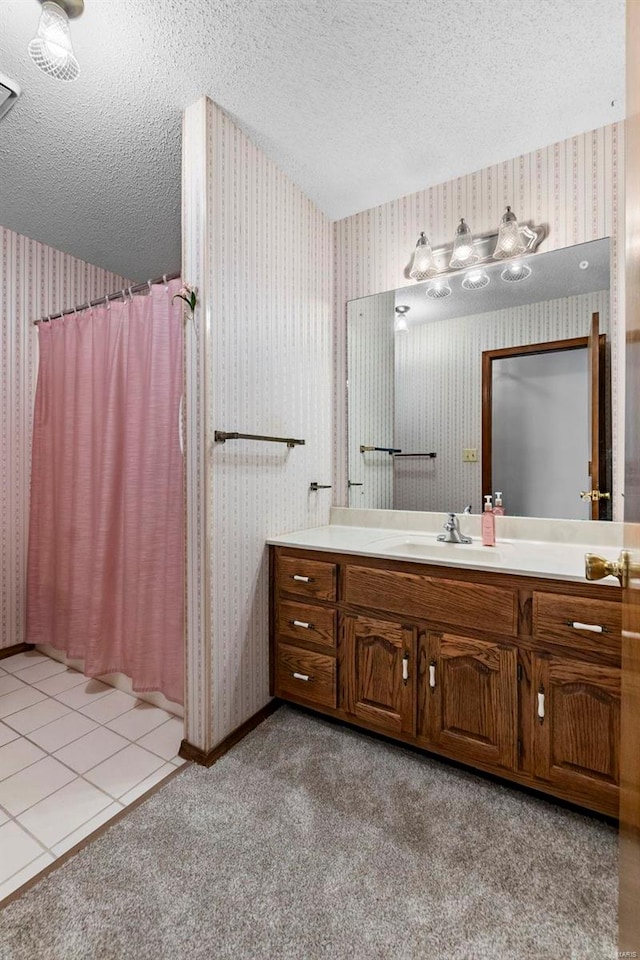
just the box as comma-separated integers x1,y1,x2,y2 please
449,218,479,269
501,261,532,282
394,305,409,332
493,206,527,259
28,0,84,83
426,278,452,299
409,232,438,280
461,268,490,290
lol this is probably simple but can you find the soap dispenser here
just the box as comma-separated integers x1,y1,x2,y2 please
482,495,496,547
494,492,505,517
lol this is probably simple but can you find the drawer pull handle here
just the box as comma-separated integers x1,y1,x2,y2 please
292,672,313,682
292,620,314,630
292,575,314,583
566,620,606,634
429,662,436,689
537,689,545,721
402,653,409,685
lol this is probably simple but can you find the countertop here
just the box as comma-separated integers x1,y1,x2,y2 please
267,523,622,586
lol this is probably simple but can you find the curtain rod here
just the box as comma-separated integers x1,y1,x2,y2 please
34,271,182,325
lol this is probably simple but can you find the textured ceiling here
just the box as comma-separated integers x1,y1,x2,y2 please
0,0,625,281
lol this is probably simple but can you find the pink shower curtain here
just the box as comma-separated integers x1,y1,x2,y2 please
26,279,185,705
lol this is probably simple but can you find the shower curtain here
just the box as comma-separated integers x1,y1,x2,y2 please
26,279,185,705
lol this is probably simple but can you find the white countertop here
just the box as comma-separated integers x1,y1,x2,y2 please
267,523,622,586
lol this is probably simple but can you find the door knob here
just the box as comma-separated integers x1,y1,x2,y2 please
584,550,639,588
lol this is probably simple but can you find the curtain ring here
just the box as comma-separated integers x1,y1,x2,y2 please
162,273,168,290
147,280,152,294
127,286,134,301
104,295,110,310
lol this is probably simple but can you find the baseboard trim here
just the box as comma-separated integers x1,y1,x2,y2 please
0,642,35,661
179,699,280,767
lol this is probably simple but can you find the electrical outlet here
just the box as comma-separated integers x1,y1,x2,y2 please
463,448,478,462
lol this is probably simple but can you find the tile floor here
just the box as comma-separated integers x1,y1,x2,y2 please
0,650,186,901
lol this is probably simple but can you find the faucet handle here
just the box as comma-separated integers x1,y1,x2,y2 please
463,504,472,515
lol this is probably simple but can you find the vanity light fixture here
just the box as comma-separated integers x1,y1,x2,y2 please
449,218,479,269
394,305,409,332
492,206,527,259
425,278,452,300
461,268,490,291
500,261,532,283
28,0,84,83
409,232,438,281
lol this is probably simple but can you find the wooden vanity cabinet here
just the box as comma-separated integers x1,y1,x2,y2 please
270,546,622,817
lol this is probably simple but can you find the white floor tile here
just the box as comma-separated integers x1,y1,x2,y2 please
84,744,164,799
50,801,123,857
0,687,47,720
53,726,130,774
119,762,176,806
0,666,6,675
31,668,88,697
80,690,140,724
0,821,47,883
136,717,184,760
0,808,9,826
0,675,27,698
106,704,172,742
171,756,187,767
14,659,67,685
3,698,71,736
0,723,20,747
1,652,49,675
19,777,113,849
0,852,54,901
27,712,98,753
0,755,76,816
0,739,46,780
55,679,113,710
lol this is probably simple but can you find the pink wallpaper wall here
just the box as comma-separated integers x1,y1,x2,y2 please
1,226,128,650
333,123,625,517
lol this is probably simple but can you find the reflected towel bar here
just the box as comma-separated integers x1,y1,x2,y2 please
215,431,305,448
393,452,437,458
360,445,402,454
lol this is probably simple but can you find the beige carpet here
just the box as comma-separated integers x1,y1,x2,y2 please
0,705,617,960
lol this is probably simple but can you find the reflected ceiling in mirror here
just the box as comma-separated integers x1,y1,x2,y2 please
347,239,612,521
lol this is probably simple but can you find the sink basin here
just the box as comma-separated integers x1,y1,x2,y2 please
368,534,511,562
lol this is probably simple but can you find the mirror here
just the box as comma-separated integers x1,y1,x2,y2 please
347,238,612,520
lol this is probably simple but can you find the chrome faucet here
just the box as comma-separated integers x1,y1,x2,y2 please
437,511,472,544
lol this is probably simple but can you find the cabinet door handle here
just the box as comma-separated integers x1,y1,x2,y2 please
292,620,314,630
292,575,314,583
537,690,545,721
429,662,436,689
292,672,313,682
566,621,605,634
402,653,409,685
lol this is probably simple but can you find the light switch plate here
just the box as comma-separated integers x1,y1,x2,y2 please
463,448,478,462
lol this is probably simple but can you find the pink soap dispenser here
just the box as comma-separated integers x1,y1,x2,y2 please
494,492,505,517
482,495,496,547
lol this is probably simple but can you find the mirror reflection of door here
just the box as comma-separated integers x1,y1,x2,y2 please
482,314,610,521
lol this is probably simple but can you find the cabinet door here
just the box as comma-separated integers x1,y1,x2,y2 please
343,615,416,736
532,654,620,812
422,632,517,770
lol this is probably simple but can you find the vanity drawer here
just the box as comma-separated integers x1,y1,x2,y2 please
532,592,621,657
276,600,336,649
277,556,337,601
343,565,518,637
276,642,337,708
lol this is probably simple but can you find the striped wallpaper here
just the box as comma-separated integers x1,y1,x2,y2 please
182,98,334,749
333,123,625,519
0,226,128,650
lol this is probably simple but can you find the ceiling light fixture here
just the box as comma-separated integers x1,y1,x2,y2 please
28,0,84,83
409,232,438,281
449,218,479,269
394,305,409,332
492,206,527,259
425,279,452,300
500,262,532,283
461,268,490,291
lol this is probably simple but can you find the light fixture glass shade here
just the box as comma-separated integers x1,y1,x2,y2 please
394,305,409,332
492,206,526,259
461,268,490,291
28,2,80,83
500,262,532,283
449,218,479,269
409,232,438,281
425,279,452,300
